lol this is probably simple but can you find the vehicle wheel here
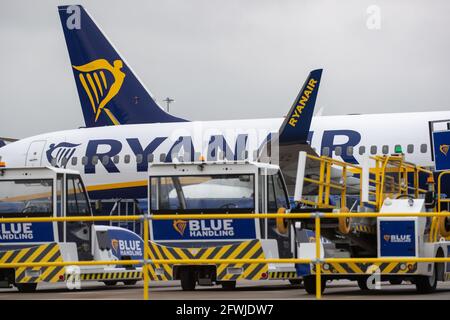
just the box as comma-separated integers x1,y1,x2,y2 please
289,279,303,286
415,264,437,294
123,280,138,285
16,283,37,293
221,281,236,290
389,279,403,285
303,276,325,295
180,269,196,291
103,281,118,286
357,278,369,291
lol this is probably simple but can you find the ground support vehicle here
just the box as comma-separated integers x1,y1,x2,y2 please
0,166,143,292
147,161,301,290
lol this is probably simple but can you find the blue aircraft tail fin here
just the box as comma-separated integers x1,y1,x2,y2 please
279,69,322,144
58,5,187,127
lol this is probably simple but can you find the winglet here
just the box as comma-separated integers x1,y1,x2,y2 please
279,69,322,144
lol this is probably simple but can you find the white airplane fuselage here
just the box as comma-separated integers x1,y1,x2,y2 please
0,110,447,199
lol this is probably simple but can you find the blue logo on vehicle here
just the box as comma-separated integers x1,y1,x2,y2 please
153,219,256,241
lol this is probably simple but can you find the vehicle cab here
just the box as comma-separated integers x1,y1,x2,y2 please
0,166,143,292
148,160,299,290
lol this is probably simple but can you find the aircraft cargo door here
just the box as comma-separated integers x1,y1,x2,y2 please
25,140,46,167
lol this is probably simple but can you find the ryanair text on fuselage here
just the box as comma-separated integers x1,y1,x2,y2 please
47,129,362,173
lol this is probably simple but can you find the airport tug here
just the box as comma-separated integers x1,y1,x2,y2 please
147,161,301,290
291,152,450,294
0,166,143,292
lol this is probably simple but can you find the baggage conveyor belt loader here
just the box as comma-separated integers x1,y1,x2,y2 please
291,152,450,294
0,165,143,292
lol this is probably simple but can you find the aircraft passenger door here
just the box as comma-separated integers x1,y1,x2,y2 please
25,140,46,167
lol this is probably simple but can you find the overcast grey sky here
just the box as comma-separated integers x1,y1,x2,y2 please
0,0,449,138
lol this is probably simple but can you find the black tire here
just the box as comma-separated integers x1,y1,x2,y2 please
16,283,37,293
389,279,403,285
288,279,303,285
180,269,196,291
357,278,369,291
103,281,118,286
123,280,138,285
221,281,236,290
415,264,437,294
303,276,325,295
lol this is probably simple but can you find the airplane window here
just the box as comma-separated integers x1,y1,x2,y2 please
92,156,99,165
370,145,377,155
382,145,389,154
113,155,119,164
148,154,154,163
334,146,342,156
394,144,402,153
346,146,353,156
407,144,414,154
102,156,109,165
81,156,88,165
322,147,330,157
359,146,365,155
136,154,143,164
160,153,166,162
71,157,77,166
61,158,68,167
420,144,427,153
51,158,57,166
124,155,131,164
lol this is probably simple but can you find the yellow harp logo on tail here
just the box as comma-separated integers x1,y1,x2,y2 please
72,59,126,125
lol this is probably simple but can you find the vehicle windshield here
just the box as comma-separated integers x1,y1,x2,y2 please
0,179,53,217
66,175,91,216
150,174,254,213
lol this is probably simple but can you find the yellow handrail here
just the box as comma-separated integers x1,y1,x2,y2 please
0,211,449,300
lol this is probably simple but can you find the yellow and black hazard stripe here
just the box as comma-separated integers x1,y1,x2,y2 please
146,240,268,281
0,243,65,284
268,271,299,279
312,262,417,275
80,271,142,281
352,224,376,234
